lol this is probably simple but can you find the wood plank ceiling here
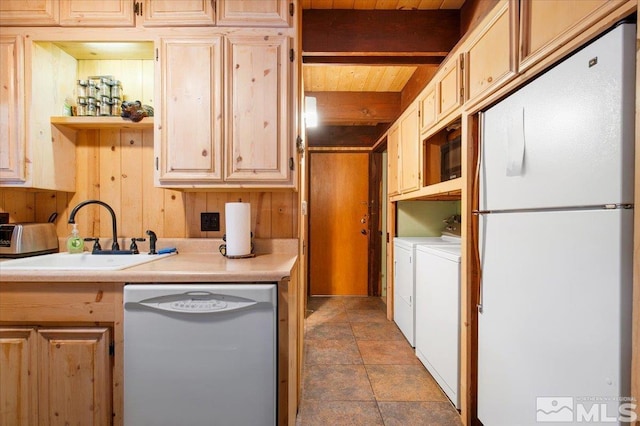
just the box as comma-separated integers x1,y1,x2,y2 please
302,0,464,136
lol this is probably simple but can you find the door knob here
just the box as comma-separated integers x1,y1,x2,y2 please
361,229,367,235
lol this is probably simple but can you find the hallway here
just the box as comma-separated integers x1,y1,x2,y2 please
295,296,462,425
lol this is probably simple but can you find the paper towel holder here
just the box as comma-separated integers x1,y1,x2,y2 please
219,232,255,258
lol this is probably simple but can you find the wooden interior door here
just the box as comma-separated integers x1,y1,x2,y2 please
309,152,369,295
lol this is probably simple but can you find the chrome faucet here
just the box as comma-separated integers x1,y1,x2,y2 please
68,200,120,251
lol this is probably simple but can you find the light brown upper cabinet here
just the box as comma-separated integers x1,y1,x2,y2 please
387,124,400,196
417,54,462,136
61,0,215,27
0,0,59,26
437,55,462,123
217,0,292,27
156,33,294,188
225,34,292,184
387,102,420,196
1,0,292,27
59,0,135,26
61,0,213,27
519,0,626,71
399,102,421,194
0,36,76,191
156,37,224,185
0,35,25,185
418,84,437,134
142,0,215,26
463,0,518,105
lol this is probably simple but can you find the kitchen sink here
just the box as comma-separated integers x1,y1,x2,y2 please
0,252,175,271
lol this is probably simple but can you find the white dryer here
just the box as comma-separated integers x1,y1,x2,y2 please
415,244,462,408
393,235,460,347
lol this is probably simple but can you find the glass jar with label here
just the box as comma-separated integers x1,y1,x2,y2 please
111,80,122,99
87,97,97,116
77,79,88,98
111,101,122,117
98,78,111,98
97,101,105,116
76,97,87,116
87,80,97,99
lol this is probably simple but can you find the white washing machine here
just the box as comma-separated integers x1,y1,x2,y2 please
415,244,461,408
393,235,460,347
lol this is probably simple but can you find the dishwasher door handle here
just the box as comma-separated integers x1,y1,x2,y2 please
128,297,258,314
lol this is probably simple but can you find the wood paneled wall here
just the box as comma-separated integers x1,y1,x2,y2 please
0,128,298,241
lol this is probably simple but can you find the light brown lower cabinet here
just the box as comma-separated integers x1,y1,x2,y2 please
0,326,112,426
0,327,37,426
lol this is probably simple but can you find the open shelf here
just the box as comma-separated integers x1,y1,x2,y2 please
51,116,154,130
391,177,462,202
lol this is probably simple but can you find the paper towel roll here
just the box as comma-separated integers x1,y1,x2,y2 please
225,202,251,256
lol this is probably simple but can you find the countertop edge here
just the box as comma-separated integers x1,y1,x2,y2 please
0,252,298,283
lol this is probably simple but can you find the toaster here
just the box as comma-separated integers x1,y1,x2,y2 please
0,223,59,258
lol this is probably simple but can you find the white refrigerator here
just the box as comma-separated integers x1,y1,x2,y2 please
477,22,635,426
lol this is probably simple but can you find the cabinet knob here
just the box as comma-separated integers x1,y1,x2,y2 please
201,149,208,157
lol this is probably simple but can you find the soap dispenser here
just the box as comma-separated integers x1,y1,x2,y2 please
66,224,84,253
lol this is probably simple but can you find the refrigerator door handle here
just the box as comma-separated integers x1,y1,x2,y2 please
476,215,487,314
505,107,525,177
474,203,633,215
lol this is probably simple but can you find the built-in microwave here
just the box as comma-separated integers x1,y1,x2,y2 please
440,136,461,182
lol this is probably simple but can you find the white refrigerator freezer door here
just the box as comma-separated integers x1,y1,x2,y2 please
477,209,633,426
480,23,635,211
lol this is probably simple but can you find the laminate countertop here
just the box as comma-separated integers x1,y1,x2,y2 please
0,239,298,283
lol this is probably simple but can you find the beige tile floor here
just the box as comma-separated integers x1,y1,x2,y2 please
295,296,462,425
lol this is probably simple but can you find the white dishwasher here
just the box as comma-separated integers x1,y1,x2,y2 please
124,283,277,426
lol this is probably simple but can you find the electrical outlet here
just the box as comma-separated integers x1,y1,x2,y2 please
201,212,220,232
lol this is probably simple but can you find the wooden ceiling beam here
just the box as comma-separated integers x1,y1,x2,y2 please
306,91,401,126
302,9,460,64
